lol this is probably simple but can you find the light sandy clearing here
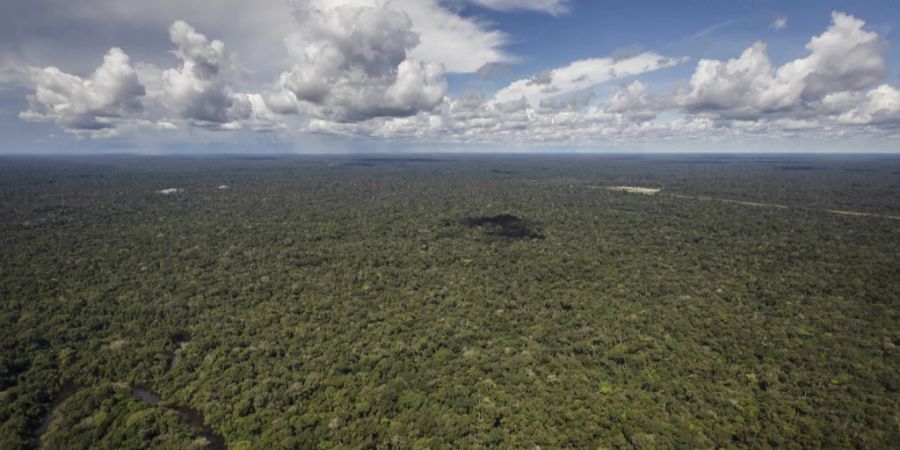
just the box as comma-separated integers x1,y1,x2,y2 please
607,186,661,195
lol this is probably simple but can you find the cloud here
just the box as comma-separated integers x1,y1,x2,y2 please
12,6,900,150
0,59,30,92
683,42,780,117
476,62,512,80
605,81,667,122
158,21,282,131
539,89,595,112
293,10,900,148
288,0,512,74
19,19,284,134
466,0,570,15
227,93,286,131
771,15,787,30
837,84,900,125
363,96,688,146
800,12,886,97
271,2,447,122
495,52,686,106
393,0,512,73
683,12,886,121
161,21,238,126
1,0,510,91
19,47,146,135
606,81,650,111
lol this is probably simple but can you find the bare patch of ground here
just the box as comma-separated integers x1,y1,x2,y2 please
607,186,661,195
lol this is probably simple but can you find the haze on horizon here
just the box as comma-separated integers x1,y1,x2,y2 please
2,0,900,153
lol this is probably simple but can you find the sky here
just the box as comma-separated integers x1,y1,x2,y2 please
2,0,900,153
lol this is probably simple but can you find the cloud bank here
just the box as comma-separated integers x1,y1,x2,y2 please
495,52,686,106
12,6,900,149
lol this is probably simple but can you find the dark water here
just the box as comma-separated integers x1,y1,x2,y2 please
166,340,190,369
169,332,191,369
131,386,225,450
131,385,162,403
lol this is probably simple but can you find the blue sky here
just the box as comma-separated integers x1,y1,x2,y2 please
453,1,900,92
1,0,899,153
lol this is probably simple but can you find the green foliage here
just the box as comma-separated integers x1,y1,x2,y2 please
1,155,898,448
38,384,203,449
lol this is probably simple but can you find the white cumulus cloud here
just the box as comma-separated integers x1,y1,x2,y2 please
684,12,886,119
287,0,511,74
495,52,686,106
19,47,146,136
311,9,900,150
271,2,447,122
160,21,281,130
605,80,668,123
161,21,238,126
837,84,900,125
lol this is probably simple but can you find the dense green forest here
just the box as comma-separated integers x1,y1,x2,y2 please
1,154,898,449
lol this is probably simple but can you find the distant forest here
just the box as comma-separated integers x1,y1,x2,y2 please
1,155,898,448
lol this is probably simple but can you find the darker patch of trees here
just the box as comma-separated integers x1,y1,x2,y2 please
461,214,544,240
